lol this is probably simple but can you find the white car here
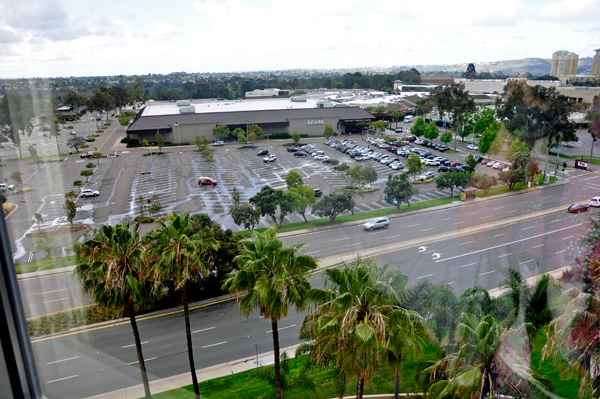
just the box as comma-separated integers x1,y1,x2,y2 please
213,141,225,146
425,159,440,166
467,144,479,151
502,166,510,172
589,197,600,207
420,158,428,164
314,155,329,161
492,162,502,169
80,188,100,197
390,162,405,170
487,160,496,167
419,172,435,180
263,155,277,163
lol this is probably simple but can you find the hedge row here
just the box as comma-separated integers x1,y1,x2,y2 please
28,306,121,337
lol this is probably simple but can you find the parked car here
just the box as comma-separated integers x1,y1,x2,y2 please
80,188,100,197
589,197,600,207
438,145,449,152
322,158,334,164
70,131,77,135
390,162,405,170
198,177,218,185
257,149,268,156
345,185,358,190
287,146,300,152
314,188,323,198
492,162,502,169
450,162,463,167
0,184,15,192
474,156,484,163
294,152,307,158
486,160,496,167
467,144,479,151
502,166,510,172
425,159,440,166
213,141,225,146
363,217,390,231
438,166,449,173
314,155,329,161
80,152,92,158
568,203,590,213
419,172,435,181
263,155,277,163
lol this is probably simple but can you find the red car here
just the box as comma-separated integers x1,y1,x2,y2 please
198,177,218,185
450,162,463,167
568,203,589,213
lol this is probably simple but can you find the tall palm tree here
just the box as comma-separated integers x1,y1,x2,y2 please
303,258,415,399
74,222,155,399
145,213,220,399
421,313,552,399
222,226,317,399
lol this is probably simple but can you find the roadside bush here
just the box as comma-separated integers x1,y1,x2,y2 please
269,132,291,139
28,320,36,336
120,136,130,144
411,178,434,184
126,139,140,148
81,144,89,148
85,138,95,142
92,133,100,137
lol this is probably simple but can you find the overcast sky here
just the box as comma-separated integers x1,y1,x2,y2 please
0,0,599,79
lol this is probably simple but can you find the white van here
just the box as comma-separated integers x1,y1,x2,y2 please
404,116,414,123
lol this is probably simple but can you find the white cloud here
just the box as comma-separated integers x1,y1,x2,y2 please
532,0,600,22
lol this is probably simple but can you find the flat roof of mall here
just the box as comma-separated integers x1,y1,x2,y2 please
142,98,324,117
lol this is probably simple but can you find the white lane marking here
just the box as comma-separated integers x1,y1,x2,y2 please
453,221,465,225
523,226,536,230
498,253,512,258
550,219,561,223
192,327,215,334
449,281,455,284
553,249,566,254
507,210,518,213
47,375,78,384
520,259,535,265
436,223,582,263
334,237,348,241
493,233,505,237
466,212,479,215
266,324,297,333
417,274,433,280
541,196,552,199
562,236,574,240
346,243,361,247
122,341,148,348
420,228,434,232
128,357,157,365
481,216,492,219
583,176,599,181
479,270,497,276
47,356,79,365
407,224,420,227
201,342,227,349
385,235,400,239
494,207,504,210
533,244,544,248
36,288,68,296
440,217,451,221
306,251,320,255
460,262,476,269
43,298,69,304
462,241,474,245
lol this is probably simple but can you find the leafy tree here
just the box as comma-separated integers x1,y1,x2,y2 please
190,212,213,230
33,234,54,259
145,213,219,399
195,134,209,151
65,190,79,201
285,170,303,189
462,63,477,79
371,121,386,135
155,132,165,153
86,162,95,170
440,131,452,145
67,136,86,152
235,128,247,144
424,122,439,141
148,194,163,217
10,171,22,185
292,131,301,144
469,172,497,195
498,169,524,189
80,169,93,183
64,91,89,121
231,187,240,206
63,198,77,227
223,226,317,399
231,203,261,230
505,138,529,163
250,185,281,225
409,117,428,138
311,188,355,222
406,154,423,179
330,159,339,167
464,154,478,172
432,83,476,151
91,148,103,165
90,91,115,124
347,164,378,189
278,191,296,227
287,184,316,223
213,125,230,141
34,212,43,233
478,125,498,158
335,162,350,173
384,173,419,209
73,180,82,189
324,124,333,140
75,222,157,399
248,124,263,139
28,145,42,169
435,171,471,198
248,130,257,143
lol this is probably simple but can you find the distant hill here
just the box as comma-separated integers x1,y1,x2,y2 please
408,57,594,77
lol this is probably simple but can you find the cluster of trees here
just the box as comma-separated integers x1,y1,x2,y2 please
461,63,508,80
211,123,263,144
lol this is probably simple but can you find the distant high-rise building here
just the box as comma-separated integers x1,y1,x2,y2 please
592,49,600,77
550,50,579,77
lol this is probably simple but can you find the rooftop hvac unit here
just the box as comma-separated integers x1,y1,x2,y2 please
291,96,307,102
316,101,334,108
179,106,195,114
177,100,191,107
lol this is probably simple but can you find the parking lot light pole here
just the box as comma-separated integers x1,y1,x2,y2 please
266,134,271,152
244,120,249,142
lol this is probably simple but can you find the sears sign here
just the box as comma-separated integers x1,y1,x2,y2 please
307,120,325,126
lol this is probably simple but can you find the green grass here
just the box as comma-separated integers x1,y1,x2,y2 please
549,151,600,166
475,176,555,198
14,256,77,274
234,196,457,238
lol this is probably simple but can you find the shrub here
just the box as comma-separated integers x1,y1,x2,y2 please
120,136,130,143
126,139,140,148
81,143,89,148
269,132,291,139
28,320,36,336
85,138,95,142
92,133,100,137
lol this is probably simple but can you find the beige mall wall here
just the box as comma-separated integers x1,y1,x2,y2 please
288,117,340,136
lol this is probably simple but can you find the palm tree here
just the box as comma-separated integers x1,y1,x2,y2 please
74,222,156,399
421,313,553,399
145,213,220,399
303,258,413,399
222,226,317,399
586,102,600,162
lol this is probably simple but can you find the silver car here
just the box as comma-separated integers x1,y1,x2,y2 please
363,217,390,231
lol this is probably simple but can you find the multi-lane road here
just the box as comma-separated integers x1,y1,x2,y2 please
25,171,600,398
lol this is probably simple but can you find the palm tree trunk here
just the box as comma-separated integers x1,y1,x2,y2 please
129,308,152,399
357,375,365,399
591,137,595,162
271,318,282,399
182,288,200,399
394,370,400,399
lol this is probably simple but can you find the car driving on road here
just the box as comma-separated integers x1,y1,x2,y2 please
568,203,590,213
363,217,390,231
